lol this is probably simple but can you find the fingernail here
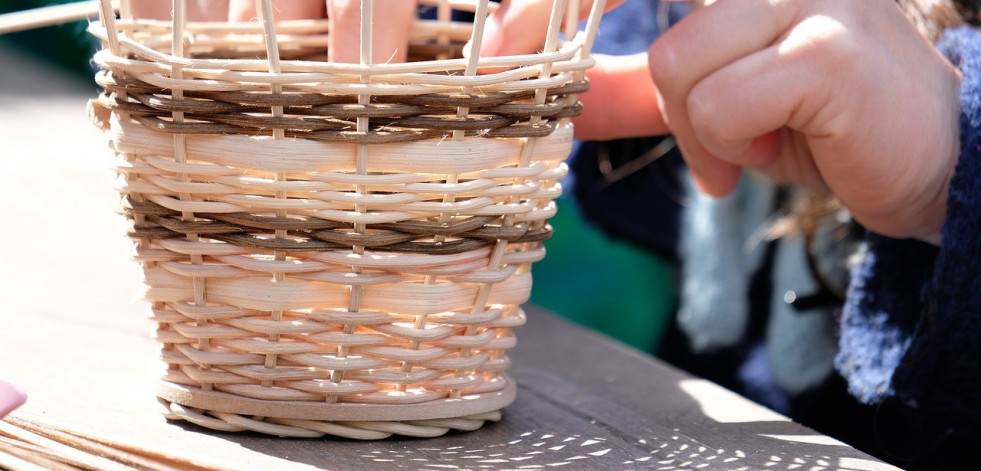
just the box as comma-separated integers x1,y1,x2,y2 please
0,379,27,418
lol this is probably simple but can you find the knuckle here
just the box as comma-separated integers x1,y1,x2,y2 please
686,83,729,142
647,39,681,91
787,15,860,70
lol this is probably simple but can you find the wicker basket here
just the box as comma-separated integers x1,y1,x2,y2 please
87,0,603,439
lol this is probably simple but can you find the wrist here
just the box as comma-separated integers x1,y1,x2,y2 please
913,63,963,245
574,53,667,141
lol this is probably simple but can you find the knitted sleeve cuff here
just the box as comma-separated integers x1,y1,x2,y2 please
889,25,981,438
834,233,936,404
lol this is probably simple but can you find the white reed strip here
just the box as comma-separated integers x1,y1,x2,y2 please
143,269,532,315
565,0,579,39
6,414,249,471
562,0,605,127
127,19,475,52
92,57,588,94
96,0,121,58
0,421,130,471
453,0,488,140
113,17,330,33
109,118,573,174
0,0,117,35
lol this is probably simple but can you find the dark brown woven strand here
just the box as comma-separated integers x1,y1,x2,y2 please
95,72,588,143
124,199,552,254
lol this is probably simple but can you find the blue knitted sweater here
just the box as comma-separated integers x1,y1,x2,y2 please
834,25,981,446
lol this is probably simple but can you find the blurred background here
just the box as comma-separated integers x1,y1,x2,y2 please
0,0,682,354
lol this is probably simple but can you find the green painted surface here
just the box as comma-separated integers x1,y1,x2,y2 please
530,197,676,353
0,1,96,80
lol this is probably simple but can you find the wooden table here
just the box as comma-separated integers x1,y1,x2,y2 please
0,46,899,471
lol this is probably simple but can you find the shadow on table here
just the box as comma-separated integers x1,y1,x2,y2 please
175,369,893,471
163,309,897,470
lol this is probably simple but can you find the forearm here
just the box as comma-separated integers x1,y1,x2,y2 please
574,53,668,141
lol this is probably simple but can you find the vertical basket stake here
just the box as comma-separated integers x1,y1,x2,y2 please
97,0,120,55
560,0,605,127
329,0,375,395
418,0,492,396
450,0,566,400
520,0,572,237
565,0,580,40
168,0,213,391
256,0,288,386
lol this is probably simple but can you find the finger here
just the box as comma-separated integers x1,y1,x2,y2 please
478,0,553,58
327,0,416,63
683,18,847,190
648,0,805,196
188,0,230,21
229,0,326,22
649,0,800,95
685,45,812,168
676,136,741,197
129,0,232,21
129,1,172,20
480,0,629,57
573,53,669,141
650,46,739,196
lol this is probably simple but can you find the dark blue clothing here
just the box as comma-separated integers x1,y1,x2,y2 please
833,26,981,467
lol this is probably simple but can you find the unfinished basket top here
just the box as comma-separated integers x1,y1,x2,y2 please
89,0,607,150
89,0,603,96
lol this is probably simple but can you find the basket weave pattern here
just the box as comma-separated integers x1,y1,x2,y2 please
89,0,601,439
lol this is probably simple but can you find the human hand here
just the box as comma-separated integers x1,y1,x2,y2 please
478,0,626,58
128,0,416,63
483,0,962,242
0,378,26,419
477,1,642,140
649,0,961,242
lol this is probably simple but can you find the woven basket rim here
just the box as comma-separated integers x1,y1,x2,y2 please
87,21,593,78
158,376,516,422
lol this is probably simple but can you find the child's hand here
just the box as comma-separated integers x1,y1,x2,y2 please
649,0,961,242
129,0,416,63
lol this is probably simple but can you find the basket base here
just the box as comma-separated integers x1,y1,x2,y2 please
158,376,516,439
